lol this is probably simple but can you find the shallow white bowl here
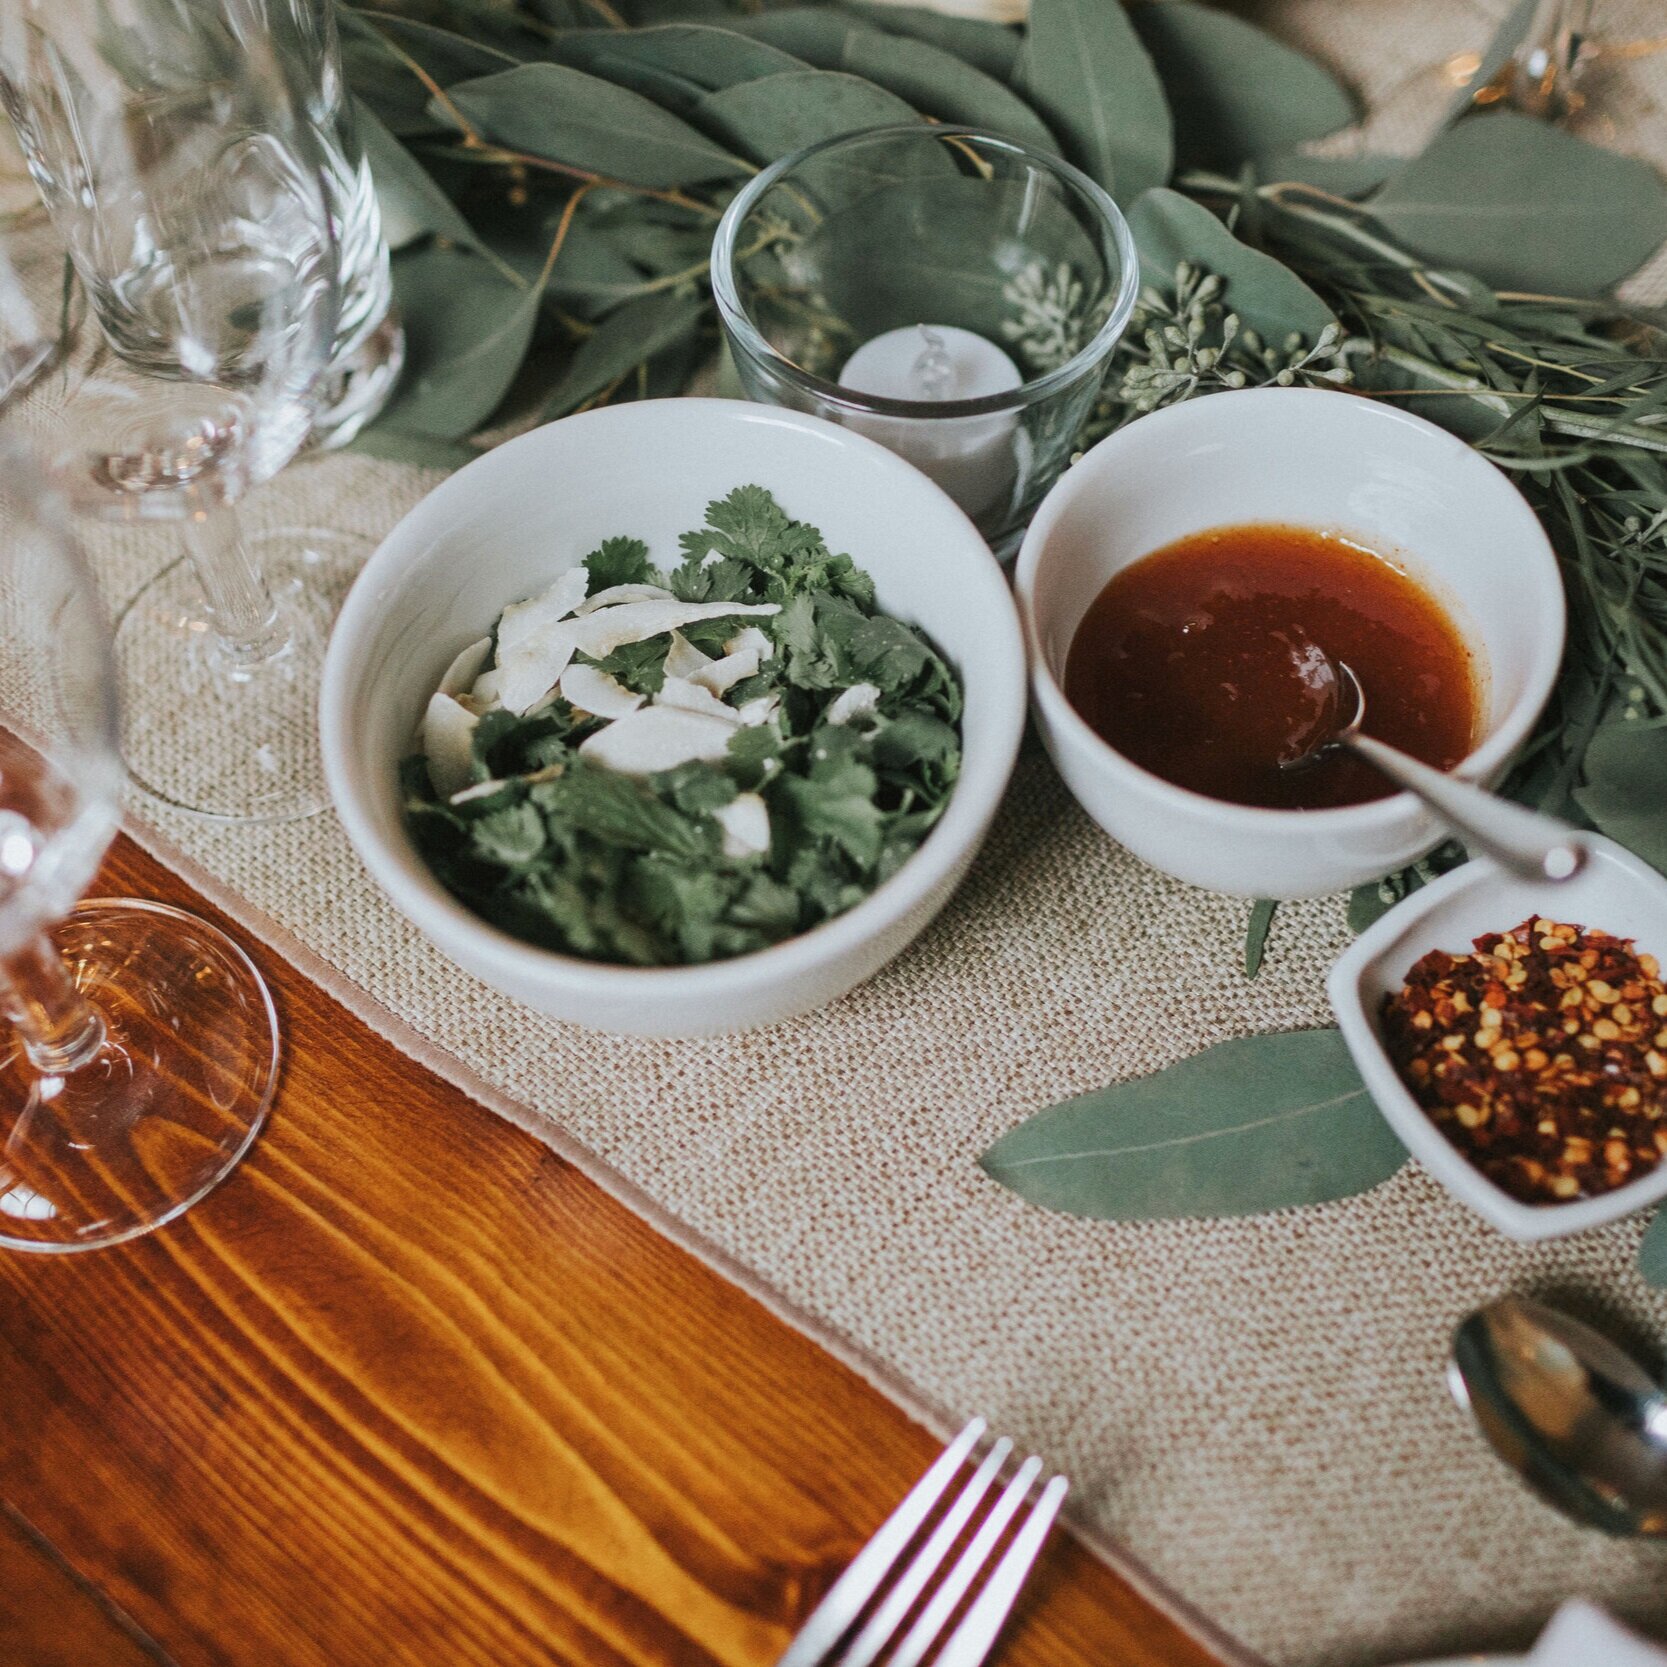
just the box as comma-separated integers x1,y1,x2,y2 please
320,399,1025,1037
1328,835,1667,1241
1013,387,1565,898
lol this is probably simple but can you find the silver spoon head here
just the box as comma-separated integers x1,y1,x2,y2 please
1450,1295,1667,1536
1277,651,1364,772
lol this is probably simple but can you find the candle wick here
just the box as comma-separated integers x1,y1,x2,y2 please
911,324,954,401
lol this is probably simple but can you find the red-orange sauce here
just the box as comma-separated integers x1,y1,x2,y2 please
1062,523,1479,810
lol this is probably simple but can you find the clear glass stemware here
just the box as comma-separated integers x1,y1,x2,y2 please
0,1,348,823
0,444,277,1253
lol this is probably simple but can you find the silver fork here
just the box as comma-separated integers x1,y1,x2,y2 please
777,1419,1070,1667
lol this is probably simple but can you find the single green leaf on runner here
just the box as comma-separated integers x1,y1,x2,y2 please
443,63,751,189
1244,897,1277,979
355,100,484,254
1130,0,1356,170
1370,111,1667,296
541,287,708,419
841,1,1021,81
1127,187,1335,344
1573,719,1667,875
1641,1208,1667,1288
376,244,540,440
979,1029,1406,1220
696,68,926,167
1443,0,1543,128
1014,0,1172,201
544,24,808,113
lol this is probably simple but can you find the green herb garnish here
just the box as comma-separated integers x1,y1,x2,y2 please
401,486,962,967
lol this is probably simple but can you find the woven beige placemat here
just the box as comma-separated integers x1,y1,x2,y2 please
43,5,1667,1665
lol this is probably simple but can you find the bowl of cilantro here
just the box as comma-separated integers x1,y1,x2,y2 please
320,399,1025,1035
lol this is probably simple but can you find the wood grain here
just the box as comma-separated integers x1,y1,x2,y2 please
0,832,1227,1667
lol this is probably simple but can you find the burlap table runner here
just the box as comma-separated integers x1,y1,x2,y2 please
41,4,1667,1664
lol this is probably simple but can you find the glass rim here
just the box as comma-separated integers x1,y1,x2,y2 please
709,123,1142,422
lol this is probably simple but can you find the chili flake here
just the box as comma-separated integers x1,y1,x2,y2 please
1381,917,1667,1205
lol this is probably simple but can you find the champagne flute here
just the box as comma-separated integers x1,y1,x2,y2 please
0,442,277,1253
0,1,346,823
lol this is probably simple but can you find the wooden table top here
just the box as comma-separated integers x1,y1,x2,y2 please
0,832,1228,1667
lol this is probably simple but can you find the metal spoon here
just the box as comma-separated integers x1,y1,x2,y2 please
1449,1295,1667,1536
1279,654,1587,883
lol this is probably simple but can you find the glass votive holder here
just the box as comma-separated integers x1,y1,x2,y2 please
710,123,1139,560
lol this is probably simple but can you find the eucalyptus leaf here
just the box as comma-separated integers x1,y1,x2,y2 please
841,2,1021,81
377,245,540,439
1014,0,1172,201
1244,897,1276,979
1641,1208,1667,1289
355,100,483,254
1131,0,1357,170
979,1030,1406,1220
350,426,480,470
543,24,808,113
1573,719,1667,874
444,63,750,188
1444,0,1542,128
696,69,926,167
834,31,1056,153
541,287,707,419
1370,112,1667,297
1127,187,1335,343
723,8,872,63
1253,150,1399,200
341,8,521,86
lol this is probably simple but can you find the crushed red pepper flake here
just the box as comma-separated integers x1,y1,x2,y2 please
1381,917,1667,1205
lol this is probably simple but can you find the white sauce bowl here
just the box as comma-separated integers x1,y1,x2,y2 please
1014,387,1566,899
320,399,1025,1036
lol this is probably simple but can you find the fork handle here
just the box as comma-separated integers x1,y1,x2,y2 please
1345,734,1586,884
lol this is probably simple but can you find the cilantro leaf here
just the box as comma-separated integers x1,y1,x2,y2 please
583,535,653,593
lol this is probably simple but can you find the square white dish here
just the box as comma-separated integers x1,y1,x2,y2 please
1328,834,1667,1241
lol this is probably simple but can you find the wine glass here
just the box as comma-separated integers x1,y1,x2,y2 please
0,1,347,823
0,441,277,1253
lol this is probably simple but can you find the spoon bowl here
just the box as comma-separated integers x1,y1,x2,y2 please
1450,1295,1667,1536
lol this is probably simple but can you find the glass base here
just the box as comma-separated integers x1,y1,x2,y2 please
0,899,277,1254
114,528,366,823
304,307,406,454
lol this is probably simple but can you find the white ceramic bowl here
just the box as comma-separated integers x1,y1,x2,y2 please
1013,388,1565,898
320,399,1025,1037
1329,835,1667,1241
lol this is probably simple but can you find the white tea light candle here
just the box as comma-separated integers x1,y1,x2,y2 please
837,324,1022,522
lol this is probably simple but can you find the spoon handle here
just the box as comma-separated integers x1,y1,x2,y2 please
1345,734,1587,883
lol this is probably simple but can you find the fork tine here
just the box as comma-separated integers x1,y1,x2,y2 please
775,1418,987,1667
884,1454,1042,1667
933,1472,1069,1667
834,1438,1014,1667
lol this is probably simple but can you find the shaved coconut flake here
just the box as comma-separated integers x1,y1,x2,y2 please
422,691,478,799
724,626,773,662
560,662,643,720
468,666,503,711
737,693,780,727
574,583,675,615
689,645,759,697
579,705,737,774
449,778,509,805
663,630,712,680
568,599,779,661
826,682,882,726
496,566,587,657
440,637,492,697
657,675,743,725
497,621,577,715
713,792,770,859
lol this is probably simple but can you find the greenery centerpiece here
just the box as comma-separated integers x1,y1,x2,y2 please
341,0,1667,1266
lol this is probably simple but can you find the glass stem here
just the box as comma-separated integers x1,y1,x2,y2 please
181,501,288,672
0,933,106,1075
1508,0,1594,116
